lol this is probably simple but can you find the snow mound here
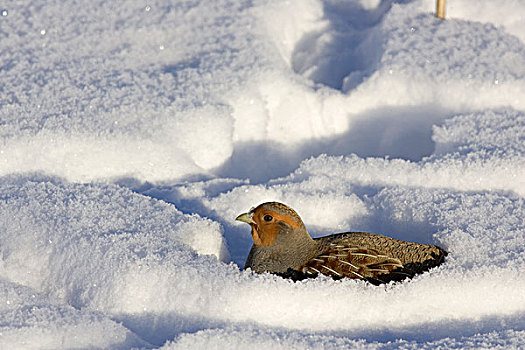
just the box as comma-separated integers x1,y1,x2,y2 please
166,326,525,350
0,177,228,291
345,6,525,113
0,279,145,349
433,109,525,155
287,109,525,196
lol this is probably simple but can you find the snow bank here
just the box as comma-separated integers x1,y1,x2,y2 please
344,5,525,114
167,327,525,350
281,111,525,197
0,279,145,349
0,177,228,290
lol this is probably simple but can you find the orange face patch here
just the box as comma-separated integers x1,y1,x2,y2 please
249,208,301,247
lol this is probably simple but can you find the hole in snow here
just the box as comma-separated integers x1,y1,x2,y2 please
291,1,391,91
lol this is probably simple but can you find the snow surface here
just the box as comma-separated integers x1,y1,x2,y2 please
1,0,524,349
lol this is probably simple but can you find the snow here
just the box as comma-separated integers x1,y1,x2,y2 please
0,0,524,349
0,279,146,349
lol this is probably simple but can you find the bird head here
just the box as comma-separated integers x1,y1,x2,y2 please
236,202,312,247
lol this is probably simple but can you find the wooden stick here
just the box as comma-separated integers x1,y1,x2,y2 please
436,0,446,19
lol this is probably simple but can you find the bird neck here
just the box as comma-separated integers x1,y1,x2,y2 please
247,227,319,273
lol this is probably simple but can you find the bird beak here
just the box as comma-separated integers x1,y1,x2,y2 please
236,212,255,225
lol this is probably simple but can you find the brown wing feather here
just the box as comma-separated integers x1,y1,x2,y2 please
299,232,447,284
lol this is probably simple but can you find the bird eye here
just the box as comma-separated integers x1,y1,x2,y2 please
263,214,273,222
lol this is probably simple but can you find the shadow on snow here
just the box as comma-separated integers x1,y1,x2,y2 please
214,105,450,184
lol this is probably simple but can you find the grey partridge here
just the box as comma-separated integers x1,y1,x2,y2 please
236,202,447,284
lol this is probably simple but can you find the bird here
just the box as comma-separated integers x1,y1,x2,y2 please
236,201,447,284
